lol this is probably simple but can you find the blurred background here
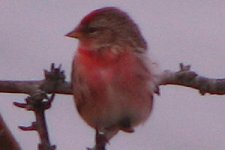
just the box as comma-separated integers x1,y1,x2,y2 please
0,1,225,150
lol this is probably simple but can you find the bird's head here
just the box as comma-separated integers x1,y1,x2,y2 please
66,7,147,52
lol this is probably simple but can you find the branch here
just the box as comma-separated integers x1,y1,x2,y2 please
0,80,72,95
0,114,21,150
157,63,225,95
0,64,72,95
1,63,225,96
14,92,56,150
12,64,64,150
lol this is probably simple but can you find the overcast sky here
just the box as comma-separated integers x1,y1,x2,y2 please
1,1,225,150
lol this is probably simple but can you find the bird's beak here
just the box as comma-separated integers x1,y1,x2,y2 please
65,28,82,39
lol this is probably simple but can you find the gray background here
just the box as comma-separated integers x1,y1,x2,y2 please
0,1,225,150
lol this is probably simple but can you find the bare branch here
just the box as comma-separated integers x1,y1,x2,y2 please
14,92,56,150
0,63,72,95
12,64,65,150
0,114,21,150
0,80,72,95
0,63,225,97
157,63,225,95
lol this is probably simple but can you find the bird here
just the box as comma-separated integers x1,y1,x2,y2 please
66,7,155,150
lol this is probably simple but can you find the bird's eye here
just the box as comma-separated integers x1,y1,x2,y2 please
87,27,98,33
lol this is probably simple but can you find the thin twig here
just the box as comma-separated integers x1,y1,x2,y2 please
13,64,65,150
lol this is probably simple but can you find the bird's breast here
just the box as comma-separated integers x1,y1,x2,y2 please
73,48,153,129
75,48,121,86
